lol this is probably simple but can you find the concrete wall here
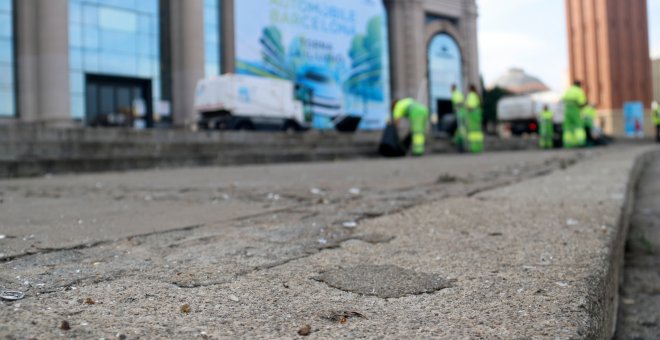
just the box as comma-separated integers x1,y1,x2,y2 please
0,125,539,178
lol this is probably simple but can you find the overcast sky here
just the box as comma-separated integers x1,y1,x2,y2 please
477,0,660,92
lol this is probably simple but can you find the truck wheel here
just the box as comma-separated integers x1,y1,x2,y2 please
235,119,255,131
282,120,300,133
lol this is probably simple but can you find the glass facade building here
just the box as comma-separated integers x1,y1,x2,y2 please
0,0,14,117
69,0,160,125
204,0,220,77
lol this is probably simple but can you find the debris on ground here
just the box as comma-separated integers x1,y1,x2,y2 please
266,193,280,201
297,324,312,336
436,173,461,184
0,290,25,301
310,188,324,196
180,304,191,314
566,218,579,226
228,295,240,302
60,320,71,331
84,297,95,305
342,221,358,229
323,311,368,324
348,188,361,195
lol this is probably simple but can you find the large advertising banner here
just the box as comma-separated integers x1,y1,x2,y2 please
235,0,391,130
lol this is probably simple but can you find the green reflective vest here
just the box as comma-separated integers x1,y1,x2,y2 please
540,110,554,137
393,98,428,134
466,92,481,110
452,90,464,108
563,85,586,106
393,98,415,121
654,108,660,125
541,110,554,121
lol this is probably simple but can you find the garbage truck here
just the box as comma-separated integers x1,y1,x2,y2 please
497,91,564,137
194,74,307,131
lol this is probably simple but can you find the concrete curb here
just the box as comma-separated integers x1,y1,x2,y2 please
325,146,660,338
0,125,540,178
608,148,660,337
476,147,660,338
474,147,660,338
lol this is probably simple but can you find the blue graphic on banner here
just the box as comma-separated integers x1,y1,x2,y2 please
624,101,644,137
235,0,390,130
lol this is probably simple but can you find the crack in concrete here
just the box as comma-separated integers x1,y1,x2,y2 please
0,153,589,298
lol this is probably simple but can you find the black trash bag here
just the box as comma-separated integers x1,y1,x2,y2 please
334,115,362,133
378,123,409,157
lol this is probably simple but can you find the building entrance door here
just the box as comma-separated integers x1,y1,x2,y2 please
85,75,153,128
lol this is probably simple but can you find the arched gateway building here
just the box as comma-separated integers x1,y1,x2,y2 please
1,0,479,130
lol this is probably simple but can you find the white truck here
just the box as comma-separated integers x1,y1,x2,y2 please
194,74,306,131
497,91,565,136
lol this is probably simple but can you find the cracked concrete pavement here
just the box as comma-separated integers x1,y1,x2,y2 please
0,146,656,338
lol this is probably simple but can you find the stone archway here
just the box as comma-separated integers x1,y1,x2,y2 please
425,21,467,86
425,22,465,118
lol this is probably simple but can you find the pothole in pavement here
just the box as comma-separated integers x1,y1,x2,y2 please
313,265,451,298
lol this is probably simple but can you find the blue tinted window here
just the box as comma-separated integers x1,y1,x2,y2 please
0,12,11,37
428,33,463,115
0,90,14,116
0,0,14,117
0,39,11,63
99,7,137,32
0,0,10,12
0,65,12,86
204,0,221,76
69,0,160,119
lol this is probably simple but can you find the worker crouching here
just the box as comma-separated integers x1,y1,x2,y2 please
393,98,430,156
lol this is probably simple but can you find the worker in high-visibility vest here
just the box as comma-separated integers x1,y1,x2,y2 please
539,105,554,149
393,98,430,156
465,85,484,153
562,80,587,148
581,102,597,146
653,101,660,143
451,84,466,152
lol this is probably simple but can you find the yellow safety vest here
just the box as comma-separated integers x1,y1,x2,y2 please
393,98,415,121
541,110,553,121
563,85,586,106
466,92,480,110
452,90,464,106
